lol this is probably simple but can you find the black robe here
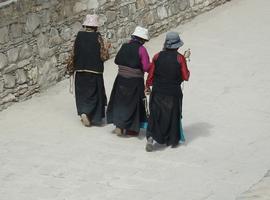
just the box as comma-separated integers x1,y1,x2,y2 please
106,75,147,132
147,91,184,146
73,31,106,124
75,72,107,124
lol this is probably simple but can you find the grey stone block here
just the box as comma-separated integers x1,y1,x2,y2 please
0,79,4,93
120,5,129,18
3,74,16,88
19,44,33,60
87,0,99,9
25,13,41,33
10,23,23,39
0,53,8,70
18,58,31,69
0,26,9,44
157,6,168,19
16,69,27,84
27,67,38,85
60,27,72,41
7,47,20,63
3,64,18,74
106,11,117,23
73,2,87,13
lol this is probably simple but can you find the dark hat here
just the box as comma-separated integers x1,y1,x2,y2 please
164,32,184,49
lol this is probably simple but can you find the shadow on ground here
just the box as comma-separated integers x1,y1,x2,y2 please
184,122,213,144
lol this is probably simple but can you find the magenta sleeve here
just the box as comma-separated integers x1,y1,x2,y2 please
139,46,150,72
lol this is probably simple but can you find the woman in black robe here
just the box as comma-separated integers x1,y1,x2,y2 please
73,14,110,126
145,32,190,151
106,26,150,136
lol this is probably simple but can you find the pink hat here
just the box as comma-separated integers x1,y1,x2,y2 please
82,14,99,27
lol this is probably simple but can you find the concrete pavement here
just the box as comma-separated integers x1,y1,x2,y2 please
1,0,270,199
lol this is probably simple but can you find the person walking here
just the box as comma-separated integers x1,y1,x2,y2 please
73,14,110,126
106,26,150,136
145,32,190,151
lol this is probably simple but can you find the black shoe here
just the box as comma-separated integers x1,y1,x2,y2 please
171,143,179,148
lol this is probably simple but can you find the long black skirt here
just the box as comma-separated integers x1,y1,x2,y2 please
146,91,183,146
106,75,147,132
75,72,107,124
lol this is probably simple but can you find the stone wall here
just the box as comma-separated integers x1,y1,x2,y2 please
0,0,229,111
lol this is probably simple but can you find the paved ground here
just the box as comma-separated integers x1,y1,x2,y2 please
237,170,270,200
0,0,270,199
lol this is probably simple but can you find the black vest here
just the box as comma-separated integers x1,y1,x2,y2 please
74,31,104,73
153,50,182,97
114,41,142,70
